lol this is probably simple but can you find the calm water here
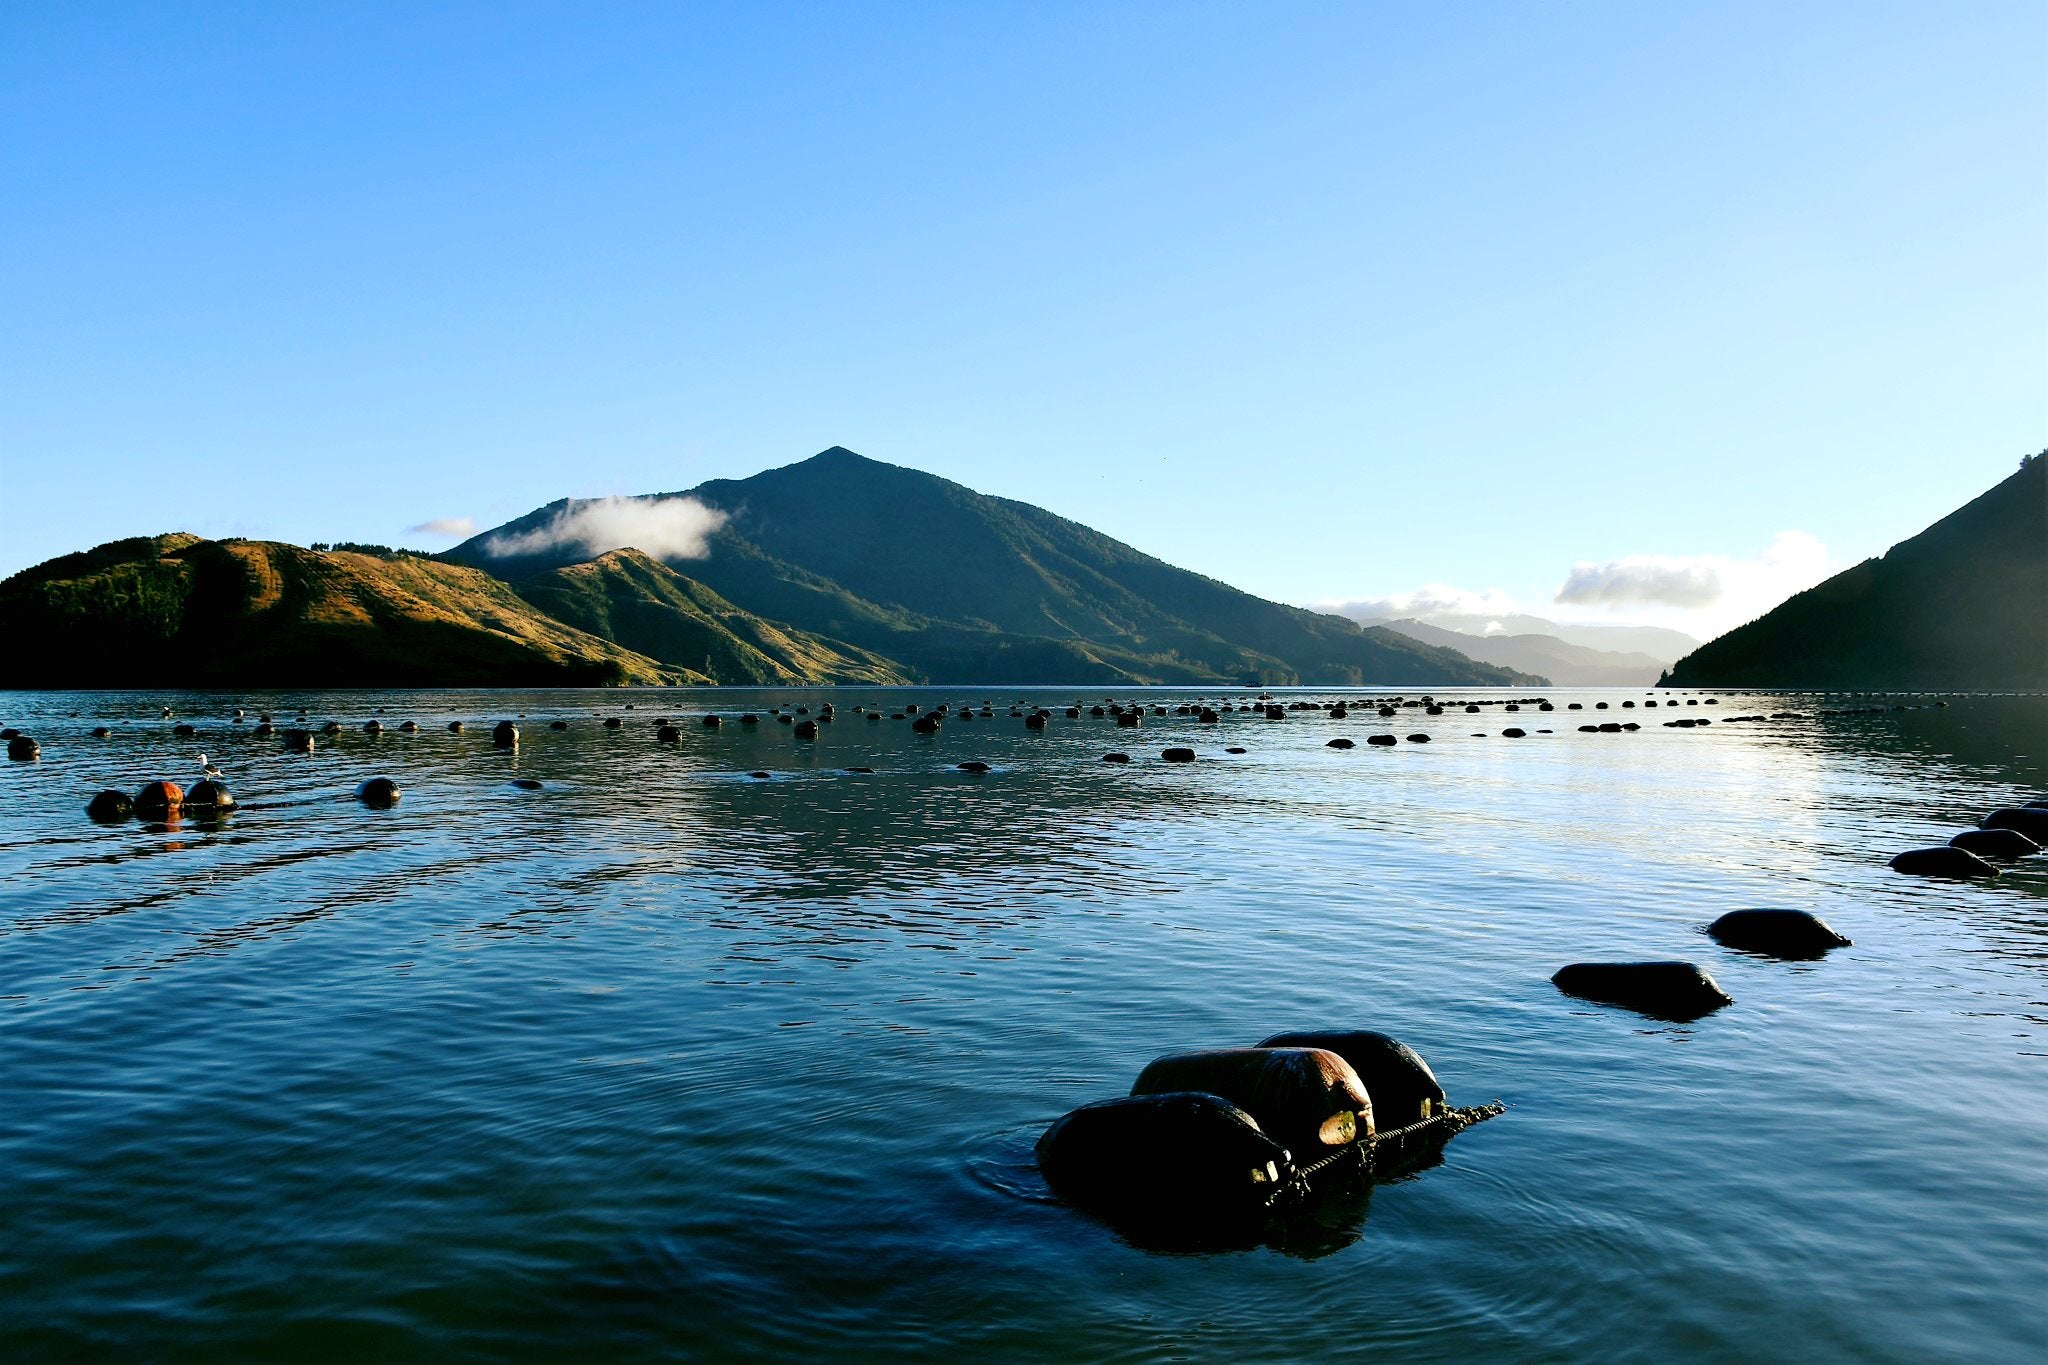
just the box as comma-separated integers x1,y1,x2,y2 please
2,687,2044,1362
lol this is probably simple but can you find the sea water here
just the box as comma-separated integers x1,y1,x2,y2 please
2,687,2044,1361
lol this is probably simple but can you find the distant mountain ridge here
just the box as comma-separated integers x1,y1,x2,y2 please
1663,454,2046,689
1376,618,1673,686
1337,608,1699,663
452,447,1540,687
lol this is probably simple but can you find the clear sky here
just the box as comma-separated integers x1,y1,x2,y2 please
4,2,2042,640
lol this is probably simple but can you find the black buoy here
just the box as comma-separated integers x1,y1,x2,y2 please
957,760,991,773
1224,746,1247,755
1326,737,1355,749
185,779,235,810
913,715,941,734
7,735,39,761
1552,961,1732,1021
448,721,465,733
87,790,134,822
357,777,402,808
1036,1092,1291,1226
1890,847,1999,879
1102,752,1131,763
1706,909,1850,959
493,721,519,748
1366,734,1397,746
1980,808,2048,842
1950,827,2041,860
549,720,568,731
793,720,819,740
511,778,543,790
1162,747,1196,762
703,714,722,728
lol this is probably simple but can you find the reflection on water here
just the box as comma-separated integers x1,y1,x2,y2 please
1,686,2045,1360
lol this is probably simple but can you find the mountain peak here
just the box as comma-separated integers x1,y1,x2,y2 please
453,446,1534,686
804,445,871,467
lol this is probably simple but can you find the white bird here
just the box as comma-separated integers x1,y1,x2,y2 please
196,753,223,779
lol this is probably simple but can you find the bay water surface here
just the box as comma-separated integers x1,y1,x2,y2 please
2,687,2044,1361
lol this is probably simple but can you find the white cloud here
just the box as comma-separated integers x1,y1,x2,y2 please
1313,583,1521,624
1553,530,1830,635
483,495,727,561
1311,530,1833,644
407,515,477,537
1555,557,1722,609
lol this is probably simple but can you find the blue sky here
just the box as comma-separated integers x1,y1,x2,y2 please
3,2,2041,638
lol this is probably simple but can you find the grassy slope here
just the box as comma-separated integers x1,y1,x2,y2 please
517,549,911,685
0,536,683,687
1664,455,2046,688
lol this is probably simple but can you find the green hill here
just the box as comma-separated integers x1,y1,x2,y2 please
1663,453,2046,689
454,447,1536,687
517,549,911,685
0,535,684,688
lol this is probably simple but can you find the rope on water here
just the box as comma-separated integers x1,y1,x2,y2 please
1276,1101,1505,1204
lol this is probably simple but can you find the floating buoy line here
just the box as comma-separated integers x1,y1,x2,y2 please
1035,1033,1504,1235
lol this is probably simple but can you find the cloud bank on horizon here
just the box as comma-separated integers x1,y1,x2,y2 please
1321,584,1523,628
1318,530,1833,642
482,495,727,561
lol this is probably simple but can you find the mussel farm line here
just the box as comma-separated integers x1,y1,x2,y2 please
11,688,2042,1243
